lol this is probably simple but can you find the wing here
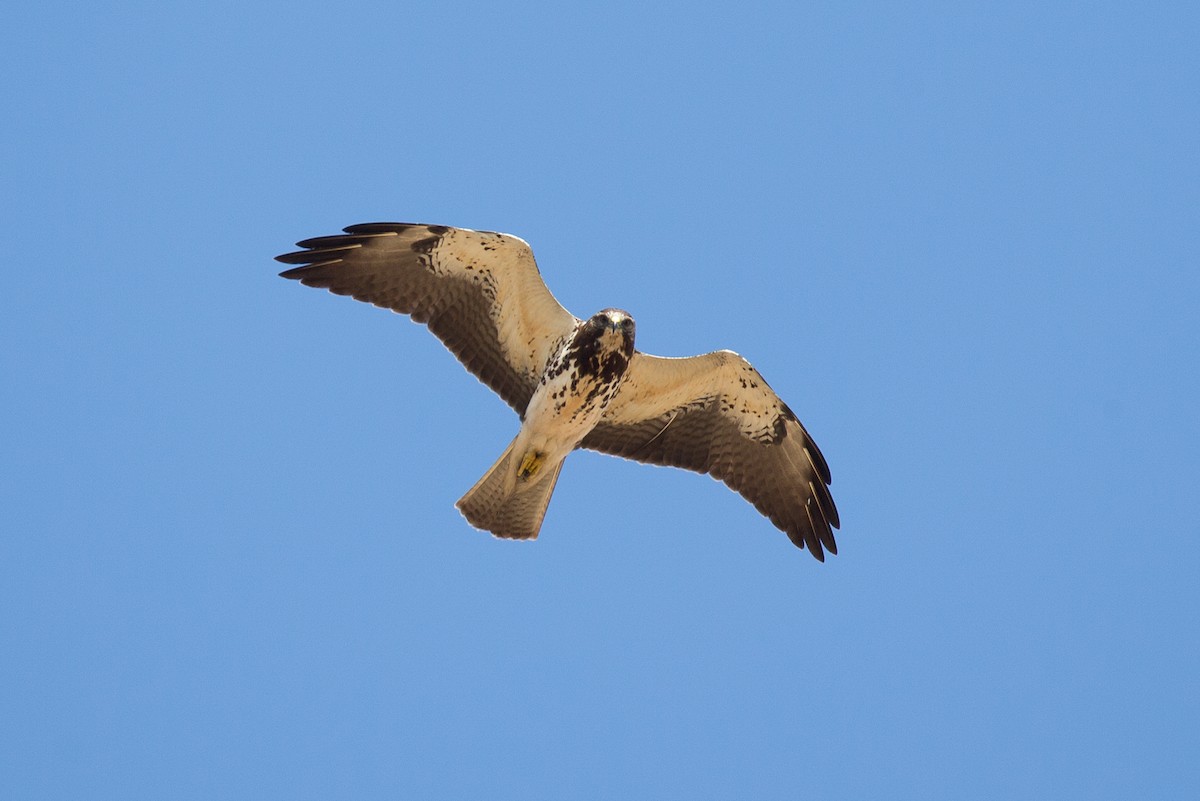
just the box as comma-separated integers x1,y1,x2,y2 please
277,223,579,414
581,350,840,560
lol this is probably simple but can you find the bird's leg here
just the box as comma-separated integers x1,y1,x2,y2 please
517,450,545,480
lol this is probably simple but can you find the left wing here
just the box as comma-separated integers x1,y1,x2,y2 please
581,350,840,559
277,223,578,414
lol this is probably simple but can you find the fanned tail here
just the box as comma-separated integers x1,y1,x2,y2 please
456,436,564,540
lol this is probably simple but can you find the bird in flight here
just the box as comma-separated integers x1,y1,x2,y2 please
278,223,840,559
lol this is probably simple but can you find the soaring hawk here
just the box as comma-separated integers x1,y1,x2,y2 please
278,223,841,560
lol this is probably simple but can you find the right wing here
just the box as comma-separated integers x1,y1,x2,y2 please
582,350,840,559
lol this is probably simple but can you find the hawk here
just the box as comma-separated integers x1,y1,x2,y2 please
278,223,841,560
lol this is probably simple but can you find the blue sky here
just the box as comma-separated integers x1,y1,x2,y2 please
2,1,1197,798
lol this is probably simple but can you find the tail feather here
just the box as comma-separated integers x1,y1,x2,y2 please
456,437,564,540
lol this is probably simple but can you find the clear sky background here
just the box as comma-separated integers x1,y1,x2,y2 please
2,2,1197,799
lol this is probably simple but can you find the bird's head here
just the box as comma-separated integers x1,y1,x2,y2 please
588,308,636,356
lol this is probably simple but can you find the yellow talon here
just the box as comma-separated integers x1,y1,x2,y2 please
517,451,544,480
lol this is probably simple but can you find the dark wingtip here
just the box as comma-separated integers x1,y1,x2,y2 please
342,221,422,235
275,250,313,265
785,523,827,562
808,540,826,562
277,262,341,282
278,255,345,281
278,264,306,279
804,439,832,486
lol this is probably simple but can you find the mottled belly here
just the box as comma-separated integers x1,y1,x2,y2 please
524,370,617,443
